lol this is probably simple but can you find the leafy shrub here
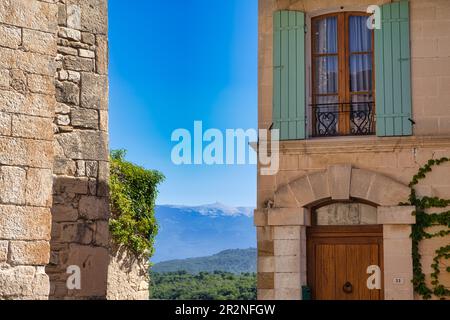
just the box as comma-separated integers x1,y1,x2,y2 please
109,149,164,258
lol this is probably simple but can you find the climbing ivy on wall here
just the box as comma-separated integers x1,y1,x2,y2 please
404,157,450,299
109,149,165,258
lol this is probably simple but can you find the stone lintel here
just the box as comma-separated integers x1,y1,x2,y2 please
377,206,416,225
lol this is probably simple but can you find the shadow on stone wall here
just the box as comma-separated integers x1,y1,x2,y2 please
47,176,110,300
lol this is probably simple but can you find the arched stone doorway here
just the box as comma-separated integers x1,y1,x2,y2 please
254,164,416,300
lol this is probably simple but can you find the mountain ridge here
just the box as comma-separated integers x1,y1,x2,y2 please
153,204,256,262
151,248,257,274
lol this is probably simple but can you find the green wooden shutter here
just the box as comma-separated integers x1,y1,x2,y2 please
375,1,412,136
273,11,306,140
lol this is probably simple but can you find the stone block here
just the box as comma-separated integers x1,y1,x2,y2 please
10,69,27,94
0,69,9,88
383,225,412,240
63,55,95,72
58,26,81,41
9,241,50,265
0,0,57,32
68,70,81,83
257,272,274,289
94,220,110,247
254,209,267,226
308,171,330,201
80,73,108,110
268,208,307,226
66,244,109,297
22,29,56,55
71,108,98,129
55,131,109,160
274,256,300,273
328,164,352,200
96,35,108,75
78,48,95,58
0,240,8,262
51,205,79,222
0,137,53,168
56,80,80,105
0,266,49,297
12,114,53,140
273,226,300,240
78,196,109,220
0,112,11,136
274,184,298,208
258,289,275,300
258,257,275,273
53,176,89,194
56,114,70,126
274,240,300,256
27,74,55,95
53,158,77,176
82,32,95,45
384,238,413,258
0,205,51,240
58,3,67,26
258,240,274,257
0,24,21,49
274,288,301,300
97,161,109,196
257,226,273,242
75,0,108,34
378,206,416,225
0,90,55,117
67,4,81,30
366,174,410,206
25,168,53,207
60,222,94,244
274,273,300,289
0,47,56,76
58,45,78,56
0,166,26,204
289,175,315,206
350,168,375,199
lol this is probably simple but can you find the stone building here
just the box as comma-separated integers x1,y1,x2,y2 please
255,0,450,300
0,0,147,300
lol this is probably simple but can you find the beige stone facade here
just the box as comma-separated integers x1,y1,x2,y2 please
256,0,450,300
0,0,148,300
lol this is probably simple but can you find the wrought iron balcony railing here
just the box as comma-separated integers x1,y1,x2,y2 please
311,102,376,137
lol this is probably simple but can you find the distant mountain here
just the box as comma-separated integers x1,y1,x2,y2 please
152,203,255,262
151,248,257,274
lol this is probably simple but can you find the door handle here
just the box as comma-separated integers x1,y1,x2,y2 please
343,281,353,294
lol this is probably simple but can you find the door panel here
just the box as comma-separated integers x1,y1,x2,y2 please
307,226,383,300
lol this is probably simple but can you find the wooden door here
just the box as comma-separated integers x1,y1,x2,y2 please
307,226,383,300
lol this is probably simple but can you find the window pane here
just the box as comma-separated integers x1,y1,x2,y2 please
349,16,372,52
314,56,338,94
313,16,337,54
315,203,377,226
349,54,372,92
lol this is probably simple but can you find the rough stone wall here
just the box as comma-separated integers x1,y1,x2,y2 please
0,0,57,300
106,244,149,300
257,0,450,300
47,0,110,299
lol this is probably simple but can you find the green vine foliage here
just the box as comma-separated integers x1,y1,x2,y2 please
405,157,450,299
109,149,165,258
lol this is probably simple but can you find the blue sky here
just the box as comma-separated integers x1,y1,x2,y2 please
109,0,258,206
